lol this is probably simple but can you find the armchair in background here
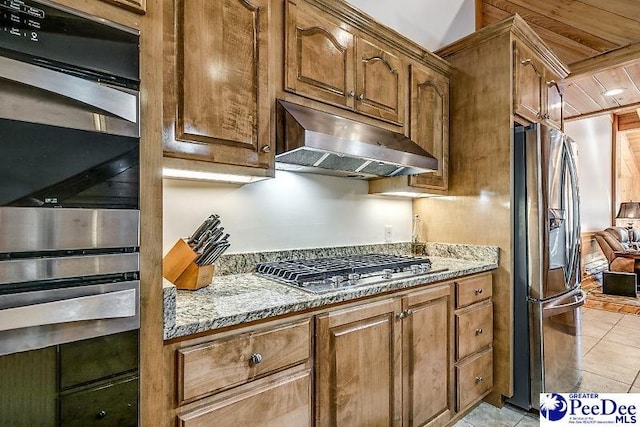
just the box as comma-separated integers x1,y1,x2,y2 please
594,226,640,296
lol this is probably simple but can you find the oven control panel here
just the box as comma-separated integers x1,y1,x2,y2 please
0,0,44,43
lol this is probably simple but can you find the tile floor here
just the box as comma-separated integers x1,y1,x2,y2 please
455,307,640,426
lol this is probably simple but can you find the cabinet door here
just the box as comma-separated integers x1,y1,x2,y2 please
316,298,402,427
164,0,272,169
0,347,57,427
355,38,405,125
177,370,312,427
408,64,449,191
403,284,453,427
545,73,564,130
513,41,543,124
285,0,355,109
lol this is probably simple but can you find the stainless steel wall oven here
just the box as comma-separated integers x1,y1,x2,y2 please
0,0,140,424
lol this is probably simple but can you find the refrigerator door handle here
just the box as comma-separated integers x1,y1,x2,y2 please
542,289,586,318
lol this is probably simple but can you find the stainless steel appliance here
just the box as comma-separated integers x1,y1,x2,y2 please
256,254,445,293
0,1,140,424
276,100,438,178
509,124,585,410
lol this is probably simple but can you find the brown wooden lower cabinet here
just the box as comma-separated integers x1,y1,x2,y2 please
316,283,457,427
454,274,494,413
166,272,494,427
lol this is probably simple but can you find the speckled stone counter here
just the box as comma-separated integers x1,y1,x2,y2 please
163,242,499,340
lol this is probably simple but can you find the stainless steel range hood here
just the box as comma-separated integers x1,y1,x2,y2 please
276,100,438,179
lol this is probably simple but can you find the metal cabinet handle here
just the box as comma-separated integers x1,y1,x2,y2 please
542,113,550,120
475,375,483,383
0,289,136,332
357,94,364,101
475,328,483,335
475,288,483,295
97,410,107,419
347,90,355,97
0,56,138,123
261,145,271,153
250,353,263,365
396,309,413,320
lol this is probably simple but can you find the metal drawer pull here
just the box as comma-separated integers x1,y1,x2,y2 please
475,328,483,335
250,353,263,365
0,289,136,332
475,288,483,295
97,410,107,419
476,375,483,383
0,56,138,123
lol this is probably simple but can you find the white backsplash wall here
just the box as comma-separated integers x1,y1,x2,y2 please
163,171,412,254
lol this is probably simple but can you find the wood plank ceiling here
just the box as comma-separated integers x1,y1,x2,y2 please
480,0,640,120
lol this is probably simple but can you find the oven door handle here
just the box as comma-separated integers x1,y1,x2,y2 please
0,56,138,123
0,288,137,332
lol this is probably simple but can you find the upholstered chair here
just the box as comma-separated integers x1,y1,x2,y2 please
595,228,635,273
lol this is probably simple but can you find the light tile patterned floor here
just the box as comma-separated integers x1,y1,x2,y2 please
455,307,640,426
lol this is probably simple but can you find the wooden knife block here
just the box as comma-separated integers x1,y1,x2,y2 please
163,239,214,291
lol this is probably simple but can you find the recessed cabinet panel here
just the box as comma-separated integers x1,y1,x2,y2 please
164,0,272,169
355,38,405,125
408,64,449,191
285,0,354,109
316,299,402,427
513,41,544,124
546,74,564,130
404,285,453,427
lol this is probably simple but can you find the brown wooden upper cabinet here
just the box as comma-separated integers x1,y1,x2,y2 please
408,63,449,191
513,41,564,130
163,0,273,172
285,0,406,126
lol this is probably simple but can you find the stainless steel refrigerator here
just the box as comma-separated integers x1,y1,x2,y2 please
509,123,585,410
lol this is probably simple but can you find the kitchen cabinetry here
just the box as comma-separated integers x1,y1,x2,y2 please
316,298,403,426
285,0,405,125
453,273,493,411
407,64,450,192
163,0,273,174
316,283,454,427
0,330,138,427
513,40,564,130
168,318,313,426
425,17,568,403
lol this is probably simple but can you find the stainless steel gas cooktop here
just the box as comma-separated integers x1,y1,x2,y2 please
255,254,447,294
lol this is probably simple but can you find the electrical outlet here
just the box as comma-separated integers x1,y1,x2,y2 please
384,225,392,243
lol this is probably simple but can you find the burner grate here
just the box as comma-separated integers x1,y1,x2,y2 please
255,254,432,286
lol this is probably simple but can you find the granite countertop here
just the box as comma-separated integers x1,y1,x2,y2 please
163,242,499,340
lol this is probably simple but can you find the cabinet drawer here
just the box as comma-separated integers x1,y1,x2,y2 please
456,302,493,360
456,349,493,410
59,330,138,389
178,370,312,427
455,274,492,308
178,319,311,402
59,375,138,427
